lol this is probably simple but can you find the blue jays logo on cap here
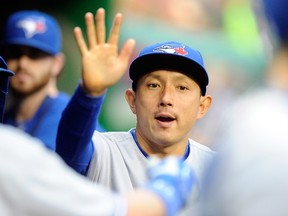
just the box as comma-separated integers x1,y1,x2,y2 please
16,17,47,39
153,44,188,56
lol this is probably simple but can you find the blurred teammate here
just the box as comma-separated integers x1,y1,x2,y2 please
200,0,288,215
0,10,104,150
56,8,215,215
0,10,69,150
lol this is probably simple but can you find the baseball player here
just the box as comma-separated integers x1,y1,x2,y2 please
56,8,215,215
0,10,70,150
0,10,105,150
199,0,288,215
0,45,194,216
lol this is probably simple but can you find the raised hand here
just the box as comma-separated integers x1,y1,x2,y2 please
73,8,136,96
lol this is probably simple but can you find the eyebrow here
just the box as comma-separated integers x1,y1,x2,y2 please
145,72,191,81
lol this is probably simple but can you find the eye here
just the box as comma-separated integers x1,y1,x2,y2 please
1,46,50,60
178,85,189,91
147,83,160,89
26,48,50,59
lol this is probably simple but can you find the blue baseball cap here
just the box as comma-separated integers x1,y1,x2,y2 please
0,56,14,123
129,41,209,95
2,10,62,55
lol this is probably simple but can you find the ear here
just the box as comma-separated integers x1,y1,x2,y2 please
125,88,137,114
197,95,212,119
51,53,65,78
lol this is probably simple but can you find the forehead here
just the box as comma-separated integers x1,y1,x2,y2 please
141,70,194,81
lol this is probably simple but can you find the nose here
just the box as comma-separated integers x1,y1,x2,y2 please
18,54,30,64
159,86,174,107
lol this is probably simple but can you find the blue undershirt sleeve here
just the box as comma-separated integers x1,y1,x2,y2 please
56,84,105,175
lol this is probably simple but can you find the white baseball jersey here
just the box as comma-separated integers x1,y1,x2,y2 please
87,129,215,215
0,125,126,216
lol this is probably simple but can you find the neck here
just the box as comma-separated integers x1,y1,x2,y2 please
131,129,189,159
48,79,59,97
10,87,49,122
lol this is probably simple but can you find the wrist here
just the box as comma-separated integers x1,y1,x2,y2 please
145,156,196,216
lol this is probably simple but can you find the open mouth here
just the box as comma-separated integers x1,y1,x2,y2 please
155,116,175,122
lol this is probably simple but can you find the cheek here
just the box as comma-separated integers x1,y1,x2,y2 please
137,93,158,110
181,98,201,117
7,61,17,71
184,106,199,119
180,106,200,129
134,95,156,117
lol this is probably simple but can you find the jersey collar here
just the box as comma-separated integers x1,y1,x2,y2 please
130,128,190,161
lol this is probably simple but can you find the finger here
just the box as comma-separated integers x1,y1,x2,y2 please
73,27,88,56
119,38,136,69
96,8,106,44
119,39,136,60
85,12,97,48
108,13,122,45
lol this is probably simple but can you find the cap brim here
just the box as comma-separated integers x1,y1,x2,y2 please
4,38,56,55
0,68,15,76
129,53,209,95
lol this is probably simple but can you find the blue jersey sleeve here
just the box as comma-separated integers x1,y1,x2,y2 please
56,85,105,175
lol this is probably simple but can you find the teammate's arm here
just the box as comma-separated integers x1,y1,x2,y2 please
56,85,103,174
56,8,135,174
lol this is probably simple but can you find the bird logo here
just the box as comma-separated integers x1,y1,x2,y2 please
16,17,47,38
153,44,188,56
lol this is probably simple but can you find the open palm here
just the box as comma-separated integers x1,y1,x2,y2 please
74,8,135,96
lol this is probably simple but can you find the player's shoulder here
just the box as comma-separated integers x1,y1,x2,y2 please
49,92,71,110
0,125,56,161
57,91,71,101
93,130,133,143
188,138,216,155
91,130,139,155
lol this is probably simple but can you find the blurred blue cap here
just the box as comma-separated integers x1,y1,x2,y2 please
262,0,288,43
2,10,62,55
129,41,209,95
0,56,14,77
0,56,14,123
